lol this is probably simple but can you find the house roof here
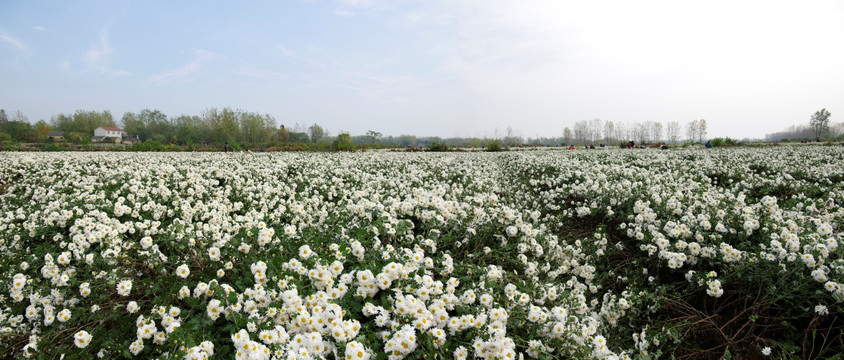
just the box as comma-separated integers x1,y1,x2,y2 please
98,126,123,131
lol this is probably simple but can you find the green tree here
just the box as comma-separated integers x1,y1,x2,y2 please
51,110,115,135
35,120,51,142
0,121,35,141
279,126,291,143
365,130,382,144
0,109,7,124
334,132,354,151
308,124,324,143
172,115,204,145
810,108,831,141
289,132,310,143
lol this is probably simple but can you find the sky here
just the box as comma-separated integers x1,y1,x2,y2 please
1,0,843,139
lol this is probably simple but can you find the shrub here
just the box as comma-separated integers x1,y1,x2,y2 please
428,141,449,152
485,140,504,152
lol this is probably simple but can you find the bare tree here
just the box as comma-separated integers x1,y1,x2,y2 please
589,118,603,143
651,122,663,143
667,121,681,144
603,120,615,143
698,119,707,143
573,120,589,144
687,119,699,143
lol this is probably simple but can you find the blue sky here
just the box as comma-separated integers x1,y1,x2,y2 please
2,0,843,139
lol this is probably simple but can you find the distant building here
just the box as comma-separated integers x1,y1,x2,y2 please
49,131,64,141
93,126,123,142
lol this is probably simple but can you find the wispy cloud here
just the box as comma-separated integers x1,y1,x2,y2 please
233,66,286,81
334,8,355,17
149,49,217,85
0,29,30,55
33,25,47,32
84,29,129,75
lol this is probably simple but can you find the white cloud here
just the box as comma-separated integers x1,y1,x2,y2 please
149,49,217,85
334,8,355,17
33,26,46,32
0,29,30,55
84,29,129,75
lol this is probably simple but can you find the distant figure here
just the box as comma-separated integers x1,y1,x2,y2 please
259,147,264,153
705,140,712,148
661,145,669,150
600,144,605,148
224,142,229,152
589,144,595,149
569,145,575,150
627,141,633,149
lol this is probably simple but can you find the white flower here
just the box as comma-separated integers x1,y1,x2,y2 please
761,346,772,356
74,330,93,348
117,279,133,296
140,236,153,249
298,245,313,260
176,264,190,278
127,301,140,314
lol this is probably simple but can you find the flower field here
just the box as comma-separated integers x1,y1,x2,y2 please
1,147,842,359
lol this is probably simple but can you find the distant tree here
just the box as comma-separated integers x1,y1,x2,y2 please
563,127,572,145
589,118,603,142
602,121,614,143
12,110,28,123
666,121,681,144
365,130,382,144
0,121,35,141
634,122,648,144
51,110,115,136
651,122,663,143
279,125,291,143
289,131,310,143
810,108,831,141
698,119,707,143
687,119,699,143
35,120,51,142
0,109,7,124
308,124,324,143
334,132,354,151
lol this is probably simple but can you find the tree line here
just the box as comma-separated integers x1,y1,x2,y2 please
2,107,839,149
766,109,843,142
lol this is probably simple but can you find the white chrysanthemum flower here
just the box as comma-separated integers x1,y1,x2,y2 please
116,279,133,296
175,264,191,278
74,330,93,348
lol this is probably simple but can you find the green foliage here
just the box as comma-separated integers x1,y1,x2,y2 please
485,140,504,152
51,110,116,136
710,138,724,147
0,121,36,142
334,132,355,151
42,143,71,151
131,140,165,152
428,141,449,152
810,108,831,141
288,132,310,143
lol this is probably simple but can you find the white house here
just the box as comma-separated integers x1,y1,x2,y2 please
93,126,123,142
